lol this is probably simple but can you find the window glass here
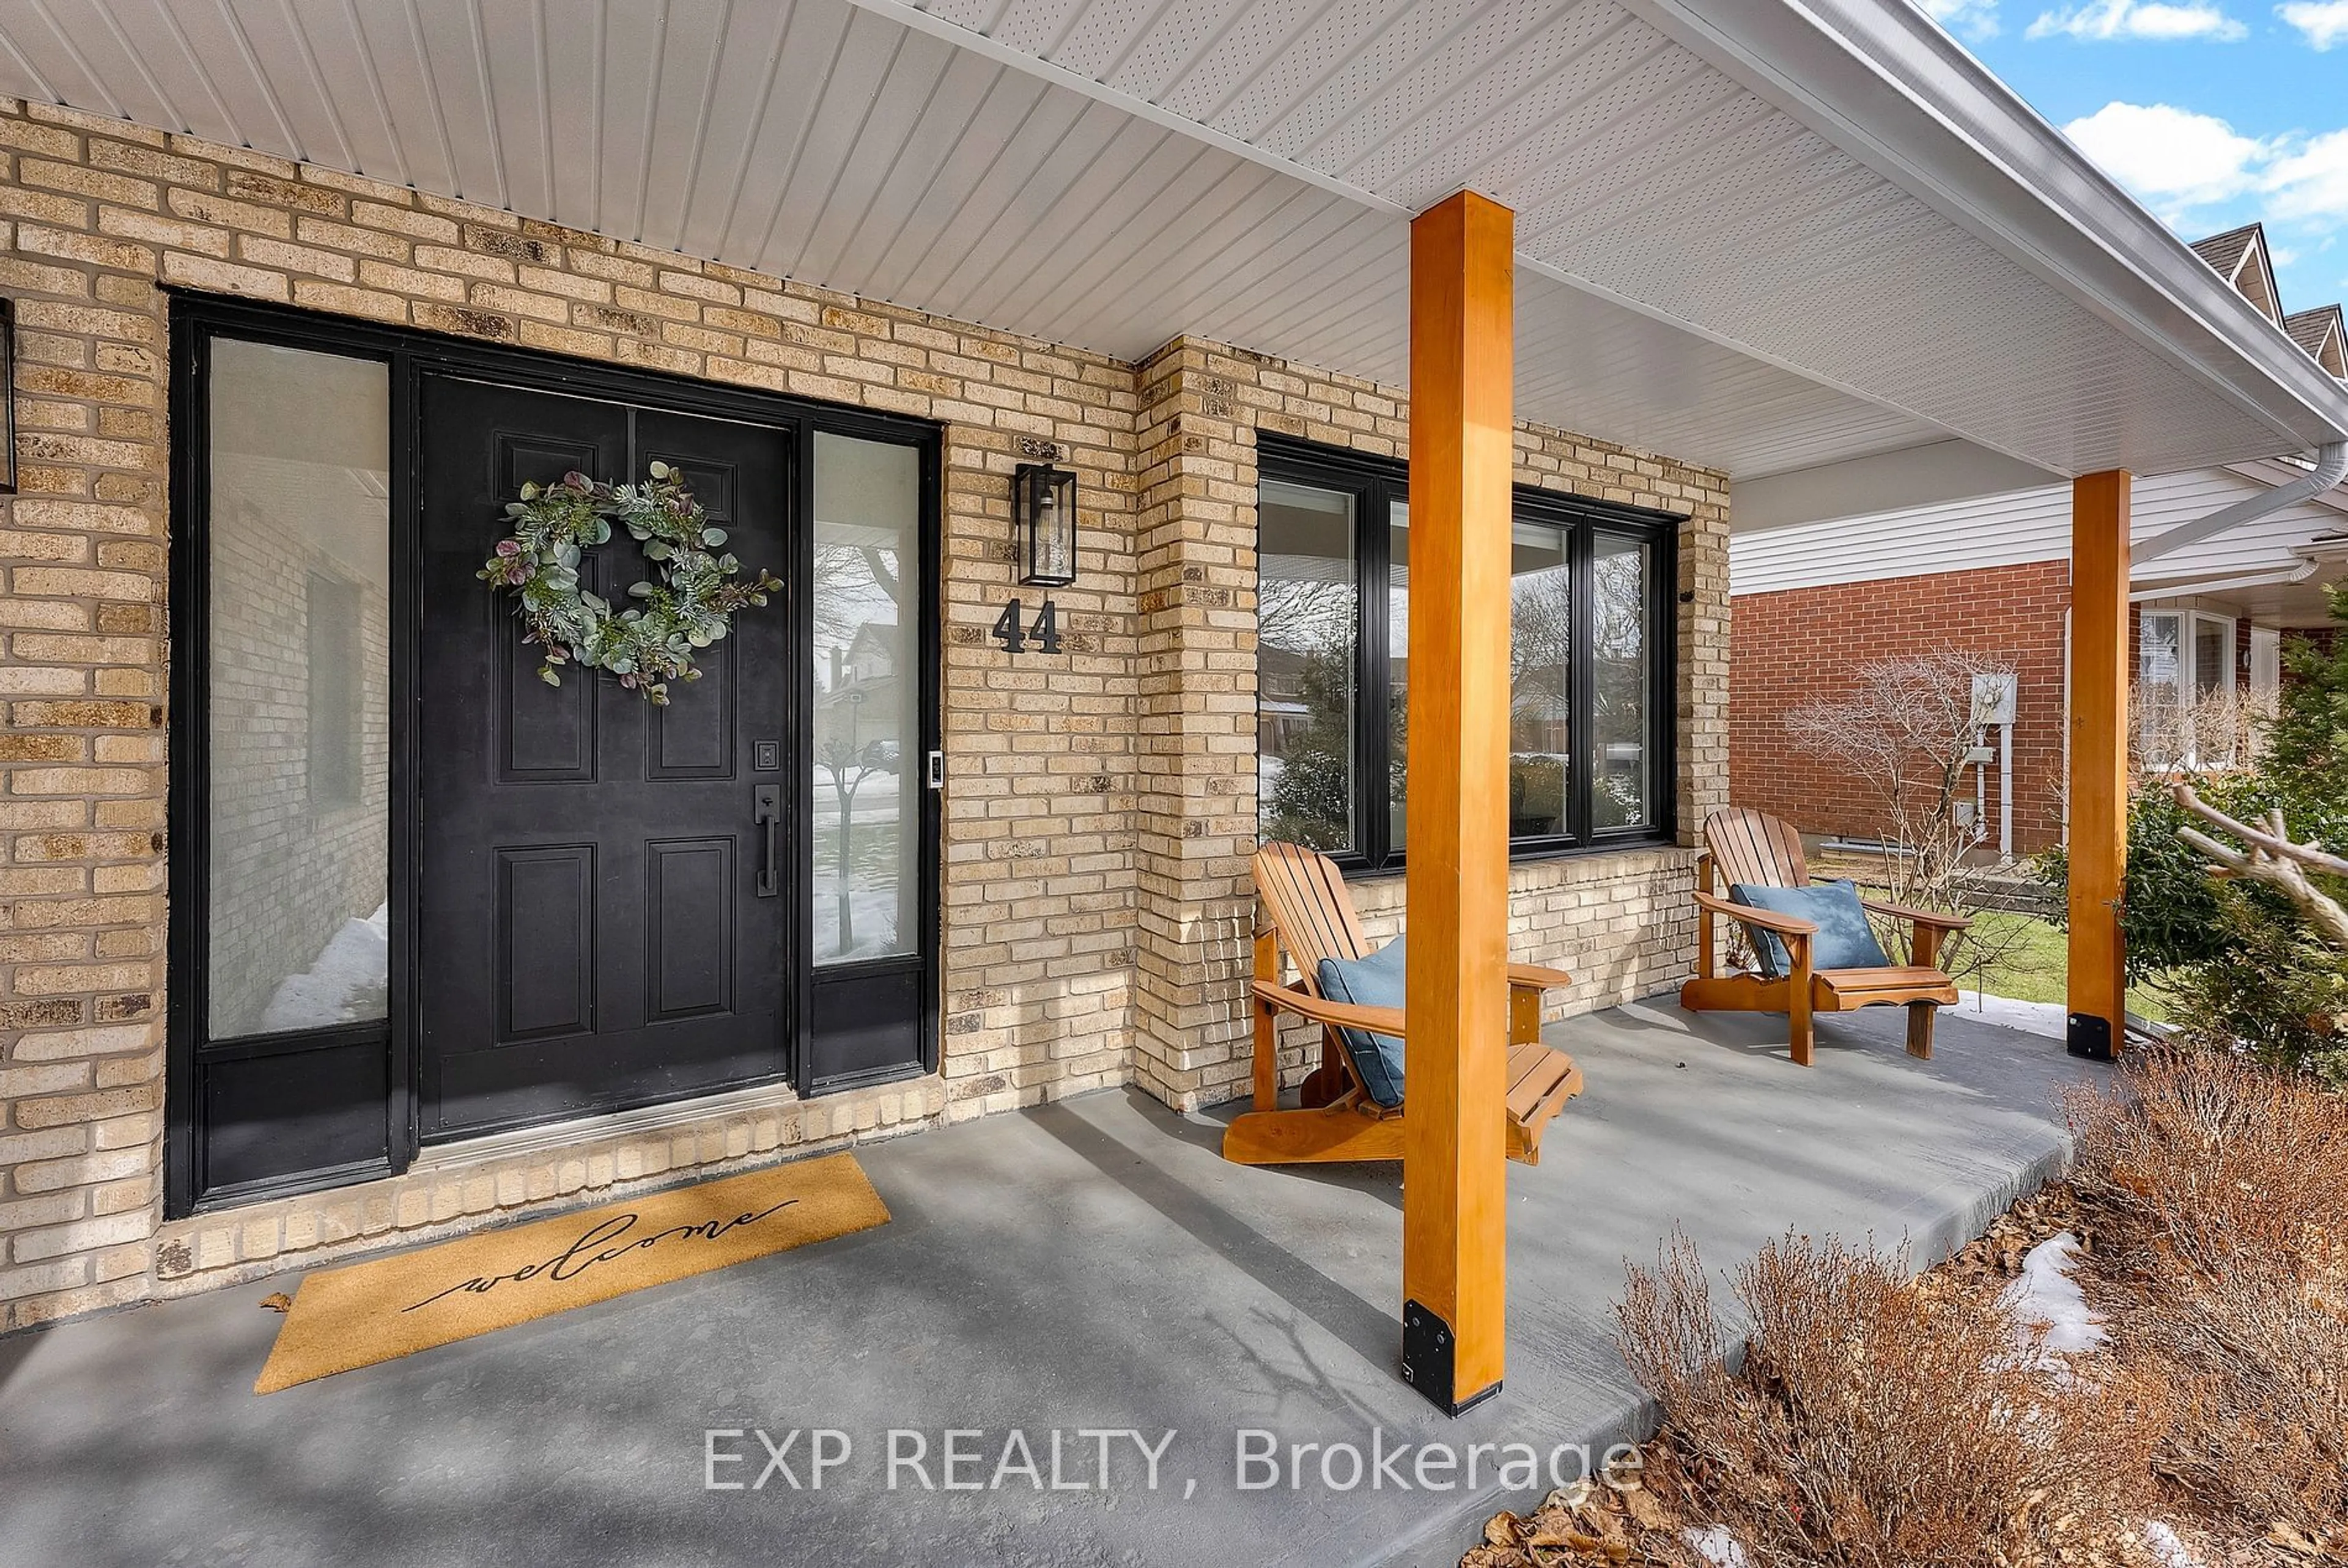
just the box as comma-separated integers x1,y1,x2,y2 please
812,432,921,964
1591,532,1653,830
2193,614,2236,765
206,339,391,1038
1257,480,1359,852
1386,501,1411,849
2192,616,2229,697
2138,610,2183,767
1507,520,1572,838
1255,444,1675,861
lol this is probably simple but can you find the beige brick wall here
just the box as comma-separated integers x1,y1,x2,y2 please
0,97,1728,1327
0,98,1144,1327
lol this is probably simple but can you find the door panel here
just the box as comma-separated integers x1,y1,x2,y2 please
494,844,597,1042
646,836,736,1021
418,377,792,1138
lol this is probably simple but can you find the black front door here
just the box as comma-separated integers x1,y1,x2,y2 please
418,375,792,1138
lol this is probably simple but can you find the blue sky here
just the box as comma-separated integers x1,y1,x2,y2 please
1923,0,2348,312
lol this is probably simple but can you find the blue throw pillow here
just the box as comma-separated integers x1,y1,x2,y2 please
1315,937,1408,1109
1727,882,1890,979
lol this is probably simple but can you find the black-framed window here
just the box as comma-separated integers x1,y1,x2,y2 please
1255,434,1678,870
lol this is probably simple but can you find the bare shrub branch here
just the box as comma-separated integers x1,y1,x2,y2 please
2066,1050,2348,1540
1615,1228,2146,1568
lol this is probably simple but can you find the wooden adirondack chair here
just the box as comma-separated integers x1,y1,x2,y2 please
1680,807,1970,1066
1222,842,1585,1167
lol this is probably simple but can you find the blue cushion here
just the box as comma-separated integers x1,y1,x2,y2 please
1315,937,1408,1109
1727,882,1890,979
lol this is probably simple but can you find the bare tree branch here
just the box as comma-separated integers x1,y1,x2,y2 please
1779,649,2031,980
2172,782,2348,951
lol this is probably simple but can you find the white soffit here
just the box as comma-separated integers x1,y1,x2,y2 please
4,0,2342,482
890,0,2348,476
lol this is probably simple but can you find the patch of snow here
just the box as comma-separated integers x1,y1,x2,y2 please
2144,1520,2202,1568
1952,990,2068,1040
812,886,904,963
259,903,388,1032
1684,1526,1749,1568
1999,1231,2108,1366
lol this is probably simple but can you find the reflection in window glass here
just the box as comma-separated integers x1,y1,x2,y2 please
207,339,391,1038
1508,521,1572,838
2193,617,2228,698
1387,502,1410,849
1591,533,1652,831
813,432,921,964
1257,480,1357,852
2193,615,2235,767
2138,611,2184,767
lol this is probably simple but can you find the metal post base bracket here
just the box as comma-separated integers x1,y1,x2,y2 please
2066,1012,2116,1061
1401,1300,1501,1418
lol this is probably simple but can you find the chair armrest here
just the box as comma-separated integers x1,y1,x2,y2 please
1859,899,1973,932
1249,979,1405,1037
1691,889,1817,936
1507,962,1575,992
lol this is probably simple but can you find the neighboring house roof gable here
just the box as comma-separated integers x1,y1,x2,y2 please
2284,306,2347,378
2192,223,2284,325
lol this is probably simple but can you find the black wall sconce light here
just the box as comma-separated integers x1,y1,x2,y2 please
1014,457,1078,587
0,298,17,496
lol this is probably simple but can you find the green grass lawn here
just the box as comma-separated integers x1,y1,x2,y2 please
1955,907,2169,1023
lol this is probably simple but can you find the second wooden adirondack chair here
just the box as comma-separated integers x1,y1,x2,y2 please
1222,842,1585,1167
1681,807,1970,1065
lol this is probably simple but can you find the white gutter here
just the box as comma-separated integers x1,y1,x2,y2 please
2132,443,2348,565
2128,565,2320,602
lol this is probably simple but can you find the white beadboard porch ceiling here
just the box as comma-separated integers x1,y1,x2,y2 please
4,0,2344,484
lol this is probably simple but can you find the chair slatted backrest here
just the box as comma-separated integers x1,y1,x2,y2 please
1253,842,1369,988
1703,807,1809,893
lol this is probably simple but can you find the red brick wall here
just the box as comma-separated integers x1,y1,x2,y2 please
1730,558,2073,854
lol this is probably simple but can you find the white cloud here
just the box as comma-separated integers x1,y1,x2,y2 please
2028,0,2248,39
2059,104,2348,290
2265,130,2348,224
1919,0,2003,39
2279,0,2348,44
2062,103,2270,210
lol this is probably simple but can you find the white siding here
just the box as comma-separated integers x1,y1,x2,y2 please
1731,468,2348,595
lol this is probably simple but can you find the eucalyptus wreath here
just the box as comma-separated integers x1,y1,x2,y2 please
479,461,782,705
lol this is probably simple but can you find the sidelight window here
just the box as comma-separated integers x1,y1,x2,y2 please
811,432,923,965
205,339,391,1039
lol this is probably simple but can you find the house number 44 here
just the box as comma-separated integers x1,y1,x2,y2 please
992,597,1062,655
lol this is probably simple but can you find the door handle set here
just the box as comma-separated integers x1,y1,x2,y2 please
752,784,781,897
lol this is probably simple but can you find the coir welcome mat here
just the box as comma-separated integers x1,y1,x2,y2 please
254,1153,889,1393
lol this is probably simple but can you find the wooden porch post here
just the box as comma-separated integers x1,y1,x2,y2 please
2067,469,2130,1059
1402,189,1513,1415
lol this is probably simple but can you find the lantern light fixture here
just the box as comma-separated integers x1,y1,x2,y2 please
1014,460,1078,587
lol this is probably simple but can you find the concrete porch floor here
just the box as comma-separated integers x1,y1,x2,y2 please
0,999,2106,1568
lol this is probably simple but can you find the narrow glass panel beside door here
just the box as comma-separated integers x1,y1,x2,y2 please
205,339,391,1039
1591,531,1653,831
811,432,921,965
